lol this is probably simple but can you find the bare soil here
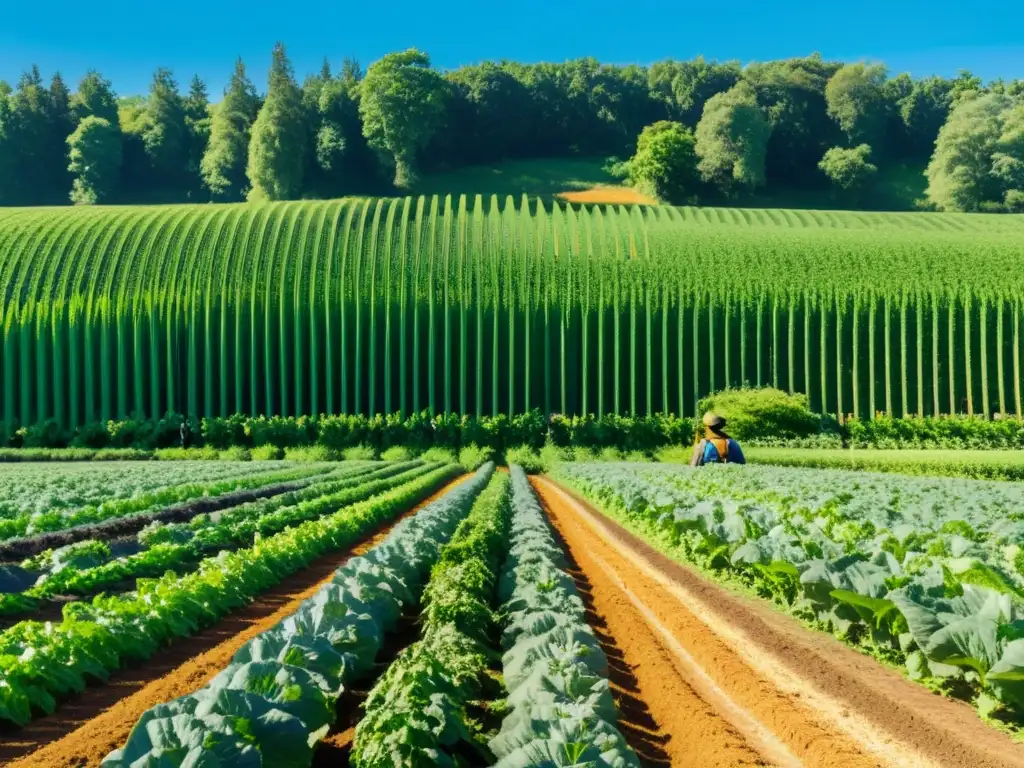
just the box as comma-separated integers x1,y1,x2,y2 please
534,476,1024,768
0,474,469,768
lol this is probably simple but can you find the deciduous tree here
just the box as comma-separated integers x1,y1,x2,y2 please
818,144,877,189
360,49,447,188
695,81,771,193
627,120,698,202
67,116,122,204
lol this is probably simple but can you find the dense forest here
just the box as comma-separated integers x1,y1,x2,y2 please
0,43,1021,212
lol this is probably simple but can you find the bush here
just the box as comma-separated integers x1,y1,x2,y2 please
155,447,219,461
696,387,826,441
247,415,316,448
251,444,284,461
458,443,493,472
202,414,249,449
21,419,71,448
219,446,253,462
284,445,336,462
505,444,545,474
70,422,111,449
381,445,416,462
341,444,376,461
419,446,457,465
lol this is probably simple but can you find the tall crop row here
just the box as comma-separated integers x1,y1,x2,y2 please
0,200,1022,429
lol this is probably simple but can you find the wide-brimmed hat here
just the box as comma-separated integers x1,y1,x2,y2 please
702,412,727,430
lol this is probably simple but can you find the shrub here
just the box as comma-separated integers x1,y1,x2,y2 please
696,387,825,441
341,444,376,461
155,447,219,461
381,445,416,462
419,447,457,465
219,446,253,461
202,414,249,449
505,445,544,474
21,419,71,448
71,422,111,449
284,445,336,461
457,443,493,472
251,444,284,461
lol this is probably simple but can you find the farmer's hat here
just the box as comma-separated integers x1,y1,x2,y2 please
702,412,727,432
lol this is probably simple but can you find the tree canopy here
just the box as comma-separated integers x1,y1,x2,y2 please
695,81,771,193
627,120,698,203
359,48,447,188
0,48,1020,209
247,43,307,201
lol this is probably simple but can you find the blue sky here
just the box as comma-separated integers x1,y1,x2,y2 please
1,0,1022,97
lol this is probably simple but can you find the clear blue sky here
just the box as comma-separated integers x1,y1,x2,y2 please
1,0,1022,97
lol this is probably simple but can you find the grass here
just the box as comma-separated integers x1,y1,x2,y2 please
746,447,1024,481
414,157,927,211
414,157,657,205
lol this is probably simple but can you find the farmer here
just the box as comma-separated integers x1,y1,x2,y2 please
180,420,189,449
690,412,746,466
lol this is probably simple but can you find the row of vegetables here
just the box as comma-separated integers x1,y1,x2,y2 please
0,462,334,541
0,461,432,616
101,464,641,767
554,461,1024,721
0,463,460,727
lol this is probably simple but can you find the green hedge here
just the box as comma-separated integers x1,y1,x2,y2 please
3,404,1023,457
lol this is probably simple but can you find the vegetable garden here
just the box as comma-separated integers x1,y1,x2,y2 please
2,199,1024,434
2,197,1024,766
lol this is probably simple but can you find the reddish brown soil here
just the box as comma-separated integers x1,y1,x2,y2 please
535,476,1024,768
0,474,469,768
541,495,766,767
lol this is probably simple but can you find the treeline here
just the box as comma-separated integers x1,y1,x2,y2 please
0,45,1021,211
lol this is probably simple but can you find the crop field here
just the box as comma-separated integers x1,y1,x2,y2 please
1,200,1024,433
0,456,1021,768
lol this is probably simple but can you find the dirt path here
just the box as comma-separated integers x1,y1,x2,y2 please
0,474,469,768
534,476,1024,768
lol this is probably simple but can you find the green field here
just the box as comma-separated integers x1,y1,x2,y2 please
746,446,1024,481
413,157,652,203
1,198,1023,432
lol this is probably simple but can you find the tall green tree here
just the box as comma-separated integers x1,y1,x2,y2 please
926,93,1013,211
200,58,259,201
695,81,771,193
627,120,698,203
183,75,211,196
247,42,307,201
8,66,53,204
140,68,189,191
360,48,447,188
825,63,889,144
44,72,75,201
743,55,841,186
67,116,122,204
73,71,119,123
0,82,14,205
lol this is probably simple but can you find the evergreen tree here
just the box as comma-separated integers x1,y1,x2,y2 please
141,68,188,194
74,71,119,124
0,83,14,205
44,72,75,201
246,43,307,201
183,75,211,197
9,66,53,203
201,58,259,200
